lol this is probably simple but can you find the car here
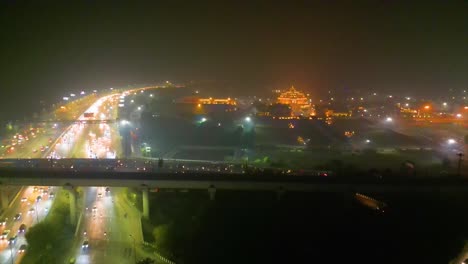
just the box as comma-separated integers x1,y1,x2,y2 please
0,218,7,226
8,235,17,245
1,230,10,239
42,190,48,196
49,192,55,198
97,193,102,198
92,206,97,213
33,187,38,192
28,208,35,214
20,197,27,203
13,213,22,221
105,187,110,193
82,240,89,249
18,224,26,233
36,196,42,202
18,244,27,253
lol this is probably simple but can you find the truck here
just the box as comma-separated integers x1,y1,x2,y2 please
83,112,94,118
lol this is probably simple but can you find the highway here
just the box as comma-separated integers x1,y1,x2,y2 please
0,89,151,263
0,97,100,263
0,186,54,264
47,92,148,263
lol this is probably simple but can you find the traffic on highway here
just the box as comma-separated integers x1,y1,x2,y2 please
0,186,54,264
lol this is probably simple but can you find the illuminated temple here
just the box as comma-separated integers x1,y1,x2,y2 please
277,86,315,116
277,86,309,105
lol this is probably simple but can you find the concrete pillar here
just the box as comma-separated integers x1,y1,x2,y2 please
64,184,77,225
1,189,8,209
69,188,77,225
208,185,216,201
142,188,149,219
276,187,285,201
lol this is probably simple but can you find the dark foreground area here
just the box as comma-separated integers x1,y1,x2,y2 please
140,189,468,264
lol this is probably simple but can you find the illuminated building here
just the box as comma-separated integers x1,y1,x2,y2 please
277,86,315,116
198,97,236,105
175,96,238,117
277,86,309,105
176,97,236,105
325,109,352,118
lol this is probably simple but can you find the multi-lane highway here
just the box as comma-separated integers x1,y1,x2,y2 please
71,187,144,264
43,92,149,263
0,97,101,263
0,186,54,264
0,89,152,263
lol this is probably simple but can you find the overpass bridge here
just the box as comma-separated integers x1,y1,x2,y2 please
0,159,465,225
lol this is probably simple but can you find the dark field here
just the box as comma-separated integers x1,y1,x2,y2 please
144,189,468,264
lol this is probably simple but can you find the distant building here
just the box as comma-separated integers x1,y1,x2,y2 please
276,86,315,117
174,96,237,117
325,108,352,118
198,97,237,105
277,86,309,105
176,97,237,105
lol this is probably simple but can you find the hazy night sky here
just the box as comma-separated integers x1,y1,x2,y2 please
0,1,467,119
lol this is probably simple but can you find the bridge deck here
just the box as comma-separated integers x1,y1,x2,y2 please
0,167,466,193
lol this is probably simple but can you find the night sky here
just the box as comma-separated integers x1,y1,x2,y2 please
0,1,467,120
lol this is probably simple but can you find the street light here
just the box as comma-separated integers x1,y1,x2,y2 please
129,234,137,264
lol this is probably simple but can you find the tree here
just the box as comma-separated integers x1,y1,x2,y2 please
153,224,172,251
137,258,155,264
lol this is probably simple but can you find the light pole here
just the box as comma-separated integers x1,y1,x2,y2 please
129,234,136,264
